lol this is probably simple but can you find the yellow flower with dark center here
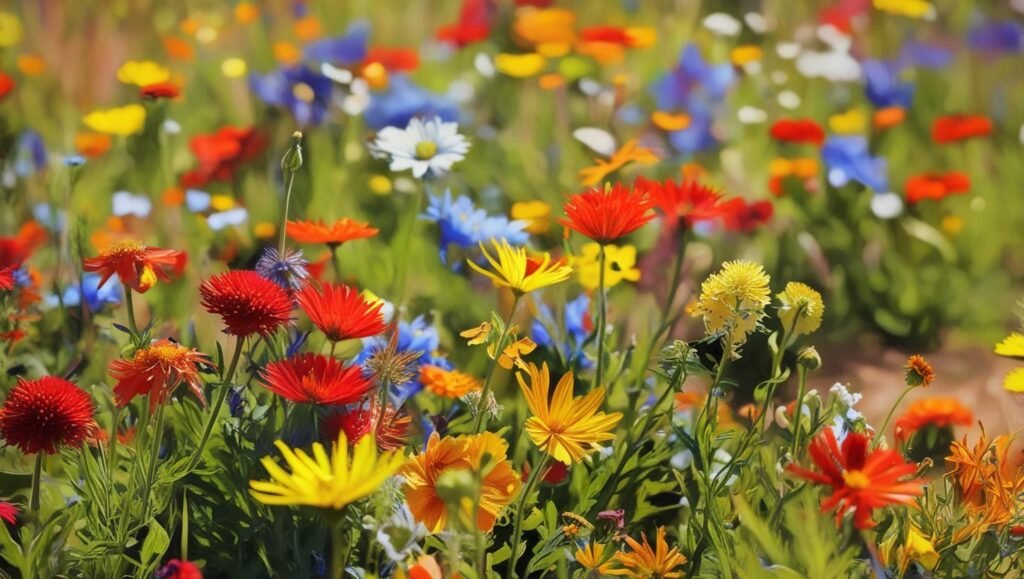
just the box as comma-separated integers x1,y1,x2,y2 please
467,239,572,296
516,362,621,464
608,527,686,578
116,60,171,86
693,260,771,353
420,365,481,398
249,431,405,510
776,281,825,337
83,105,147,136
574,243,641,292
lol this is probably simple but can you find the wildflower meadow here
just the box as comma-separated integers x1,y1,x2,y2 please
3,0,1024,577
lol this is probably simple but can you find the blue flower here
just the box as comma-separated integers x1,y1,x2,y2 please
228,387,246,418
651,44,735,111
532,294,593,368
46,273,122,312
667,106,717,154
356,316,452,398
862,60,913,109
822,136,888,192
32,204,66,233
14,131,47,177
304,21,370,65
420,190,528,264
363,74,459,131
250,66,334,126
255,247,310,291
968,20,1024,55
897,40,953,70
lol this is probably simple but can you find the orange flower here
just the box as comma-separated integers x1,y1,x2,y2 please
286,218,379,247
420,365,481,398
904,172,970,204
578,139,659,187
932,114,992,143
296,283,386,342
608,527,686,578
904,354,936,387
74,132,112,158
82,240,186,293
513,8,576,56
873,106,906,130
894,397,973,442
108,339,212,411
561,183,654,244
946,429,1024,540
770,118,825,145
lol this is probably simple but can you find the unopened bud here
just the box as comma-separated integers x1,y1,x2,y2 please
281,131,303,173
434,468,476,506
797,346,821,371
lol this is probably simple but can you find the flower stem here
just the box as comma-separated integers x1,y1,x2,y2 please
29,453,43,512
790,366,809,458
508,454,551,579
140,399,166,521
124,287,139,344
278,170,296,257
187,337,245,471
593,244,608,392
874,384,914,449
107,405,121,480
329,244,342,282
393,188,423,307
472,295,521,433
330,523,349,579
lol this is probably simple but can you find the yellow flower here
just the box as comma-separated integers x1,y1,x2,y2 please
828,109,867,134
249,431,405,509
575,542,615,575
0,12,23,47
83,105,147,136
608,527,686,578
420,365,481,398
511,201,552,235
117,60,171,87
625,27,657,48
873,0,934,19
1004,368,1024,393
730,45,763,66
574,243,640,292
516,362,622,464
513,8,576,56
468,239,572,296
776,281,825,337
495,53,547,78
904,528,939,571
496,337,537,369
995,333,1024,392
579,139,660,187
693,260,771,353
221,57,248,78
651,111,691,132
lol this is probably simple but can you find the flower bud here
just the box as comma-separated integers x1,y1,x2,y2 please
281,131,303,173
797,346,822,371
434,468,477,506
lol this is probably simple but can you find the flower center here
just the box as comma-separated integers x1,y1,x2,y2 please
415,140,438,160
292,82,315,103
104,239,145,256
842,469,871,489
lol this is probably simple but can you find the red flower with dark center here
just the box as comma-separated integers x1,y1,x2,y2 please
720,198,773,232
0,502,18,525
932,114,993,144
364,48,420,72
180,126,267,188
155,559,203,579
788,428,924,529
904,172,970,204
0,72,14,100
0,376,96,455
0,267,14,291
199,270,293,338
560,183,655,244
770,118,826,146
296,283,386,342
436,0,492,47
108,339,213,411
261,353,373,405
635,176,726,230
83,240,186,293
140,82,181,100
322,401,410,452
286,218,379,247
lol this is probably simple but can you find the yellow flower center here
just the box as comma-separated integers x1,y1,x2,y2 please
842,469,871,489
415,140,438,160
104,239,145,256
292,82,315,103
136,341,190,366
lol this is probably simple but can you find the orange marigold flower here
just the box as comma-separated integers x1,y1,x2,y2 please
260,353,372,406
0,376,96,455
894,397,973,442
75,132,112,158
788,428,923,529
561,183,654,245
420,365,481,398
108,339,212,411
296,283,386,342
946,429,1024,540
82,240,186,294
286,218,379,247
199,270,293,338
932,114,993,144
609,526,686,578
905,355,935,387
904,172,970,204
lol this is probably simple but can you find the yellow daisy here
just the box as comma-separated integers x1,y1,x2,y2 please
693,260,771,353
468,239,573,296
995,333,1024,392
776,281,825,337
83,105,147,137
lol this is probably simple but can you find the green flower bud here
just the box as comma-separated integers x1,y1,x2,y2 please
797,346,822,371
281,131,303,173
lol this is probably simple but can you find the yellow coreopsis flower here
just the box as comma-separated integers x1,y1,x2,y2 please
495,53,547,78
574,243,641,292
468,239,572,296
117,60,172,86
777,281,825,337
873,0,935,19
995,333,1024,392
0,12,23,47
83,105,147,136
579,139,660,187
516,362,622,464
608,527,687,578
693,260,771,353
249,431,405,509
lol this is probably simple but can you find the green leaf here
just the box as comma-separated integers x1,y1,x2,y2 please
138,519,170,576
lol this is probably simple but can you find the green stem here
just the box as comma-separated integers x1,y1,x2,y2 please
187,337,245,471
329,244,342,282
661,232,689,321
29,453,43,512
874,384,915,449
790,366,809,458
140,399,166,521
393,188,423,307
508,454,551,579
330,523,347,579
278,170,296,257
107,405,121,481
593,245,608,392
124,287,139,344
472,295,522,433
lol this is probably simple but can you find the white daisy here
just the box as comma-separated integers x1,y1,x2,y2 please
371,117,470,179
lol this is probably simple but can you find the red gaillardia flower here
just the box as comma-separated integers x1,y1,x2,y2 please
720,198,774,233
199,270,293,338
108,339,213,411
560,183,655,245
932,114,993,144
260,353,373,405
788,428,923,529
180,126,267,188
286,218,379,247
296,283,386,342
0,376,96,455
769,118,826,146
904,172,970,204
140,82,181,100
635,176,725,230
0,501,18,525
83,240,186,293
322,401,411,452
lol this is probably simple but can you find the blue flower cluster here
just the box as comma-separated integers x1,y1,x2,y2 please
356,316,452,399
420,190,528,265
532,294,594,369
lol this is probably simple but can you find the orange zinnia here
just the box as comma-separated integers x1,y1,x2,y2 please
286,218,379,247
609,526,686,578
108,339,212,411
83,240,186,293
894,397,972,442
561,183,654,245
420,365,481,398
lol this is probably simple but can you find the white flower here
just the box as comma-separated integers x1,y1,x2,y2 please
371,117,470,179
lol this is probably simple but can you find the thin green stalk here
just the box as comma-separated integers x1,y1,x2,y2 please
278,170,297,256
124,287,139,344
140,400,166,521
660,232,689,321
508,454,551,579
593,245,608,392
790,366,809,458
329,244,342,282
29,453,43,512
393,188,423,307
330,523,347,579
472,295,522,433
874,384,915,449
187,337,245,471
107,405,121,480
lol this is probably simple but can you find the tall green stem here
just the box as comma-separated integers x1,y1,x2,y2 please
593,245,608,392
29,453,43,512
124,287,139,344
278,170,296,257
330,523,351,579
874,384,915,449
187,337,245,470
508,454,551,579
472,295,521,433
393,188,423,307
140,400,166,521
329,244,342,282
790,366,809,458
107,405,121,479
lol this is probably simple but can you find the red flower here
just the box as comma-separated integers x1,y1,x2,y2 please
364,48,419,72
560,183,655,244
770,118,826,146
199,270,293,338
108,339,212,411
436,0,492,47
323,401,410,452
904,172,970,204
0,501,18,525
155,559,203,579
180,126,267,188
140,82,181,100
720,198,773,232
0,222,46,271
260,353,372,405
296,283,386,342
0,267,14,291
0,376,96,455
0,72,14,99
286,218,379,247
788,429,924,529
894,397,973,442
83,240,186,293
932,114,993,144
635,177,726,230
580,26,633,46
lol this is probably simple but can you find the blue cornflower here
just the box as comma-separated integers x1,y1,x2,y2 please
897,40,953,69
968,20,1024,55
420,190,528,264
250,66,334,126
363,74,459,131
45,273,122,312
862,60,914,109
651,44,735,111
532,294,593,369
14,131,47,177
304,21,369,65
822,136,889,192
255,247,310,291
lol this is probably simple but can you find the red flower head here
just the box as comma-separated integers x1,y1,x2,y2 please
770,118,826,146
322,401,410,452
200,270,293,338
286,218,379,247
720,198,773,232
580,26,633,46
904,172,970,204
0,72,14,99
181,126,267,188
0,267,14,291
140,82,181,100
0,222,47,271
83,240,186,293
108,339,213,412
0,376,96,455
436,0,492,47
364,48,420,72
155,559,203,579
932,114,993,144
296,283,386,342
635,176,726,230
788,428,924,529
260,353,373,405
0,501,18,525
560,183,655,244
894,397,973,443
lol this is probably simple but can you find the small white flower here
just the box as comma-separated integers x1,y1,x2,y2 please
371,117,470,179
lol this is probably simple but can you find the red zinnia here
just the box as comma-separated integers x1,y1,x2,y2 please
904,172,970,204
140,82,181,100
560,183,655,244
108,339,213,411
364,47,419,72
260,353,373,405
436,0,491,47
296,283,386,342
0,376,96,455
788,428,924,529
199,270,293,338
932,114,993,144
0,72,14,100
770,118,826,146
83,240,186,293
720,198,773,232
155,559,203,579
0,267,14,291
180,126,267,188
323,401,410,452
0,502,18,525
635,177,726,230
286,218,379,247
